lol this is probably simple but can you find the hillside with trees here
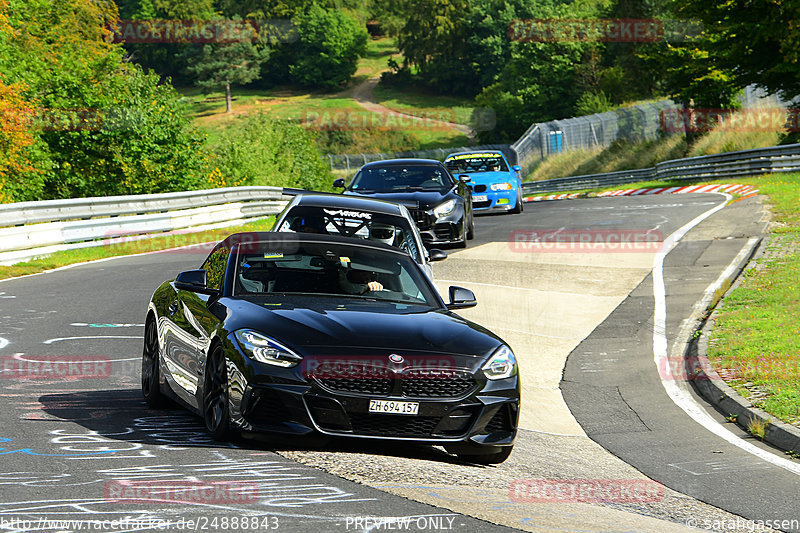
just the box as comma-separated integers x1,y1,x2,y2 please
0,0,798,202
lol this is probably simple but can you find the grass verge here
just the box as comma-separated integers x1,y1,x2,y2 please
0,216,275,282
705,173,800,427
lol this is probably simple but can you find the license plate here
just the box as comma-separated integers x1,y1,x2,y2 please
473,195,488,202
369,399,419,415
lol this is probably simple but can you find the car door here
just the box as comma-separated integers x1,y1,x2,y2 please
161,247,229,407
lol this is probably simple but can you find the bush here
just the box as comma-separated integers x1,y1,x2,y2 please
210,113,333,191
287,6,368,90
41,67,214,198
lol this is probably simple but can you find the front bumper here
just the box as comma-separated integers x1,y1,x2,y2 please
229,365,520,446
472,190,516,212
411,205,465,245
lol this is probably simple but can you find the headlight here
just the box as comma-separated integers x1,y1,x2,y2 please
482,345,517,380
233,329,302,367
433,199,457,218
490,182,513,191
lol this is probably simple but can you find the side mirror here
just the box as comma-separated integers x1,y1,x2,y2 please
174,270,219,296
428,248,448,262
333,178,346,188
512,165,522,172
458,175,471,183
446,286,476,309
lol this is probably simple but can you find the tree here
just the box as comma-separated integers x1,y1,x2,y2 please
672,0,800,100
286,5,368,90
187,38,269,112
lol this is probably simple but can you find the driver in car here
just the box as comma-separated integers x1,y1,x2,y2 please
338,267,384,295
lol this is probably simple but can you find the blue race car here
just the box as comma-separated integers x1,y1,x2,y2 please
444,151,524,214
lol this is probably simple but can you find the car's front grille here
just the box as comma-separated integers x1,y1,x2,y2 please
315,377,393,395
315,371,477,399
473,184,487,193
348,413,440,438
473,200,491,209
401,371,476,398
411,210,434,229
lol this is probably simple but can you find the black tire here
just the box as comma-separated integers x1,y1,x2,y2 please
456,446,513,465
511,189,523,214
141,319,164,408
203,345,232,440
466,213,475,240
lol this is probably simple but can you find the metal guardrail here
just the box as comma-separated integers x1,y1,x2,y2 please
522,143,800,194
0,186,290,265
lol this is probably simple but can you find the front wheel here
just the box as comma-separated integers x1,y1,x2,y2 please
466,213,475,240
511,189,523,214
203,345,232,440
141,319,164,408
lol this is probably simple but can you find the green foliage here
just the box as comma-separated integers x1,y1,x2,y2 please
186,38,269,93
287,5,368,90
40,67,214,198
0,0,215,200
672,0,800,101
210,112,332,191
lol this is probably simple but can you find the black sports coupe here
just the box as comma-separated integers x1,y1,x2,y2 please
333,159,474,248
142,233,519,463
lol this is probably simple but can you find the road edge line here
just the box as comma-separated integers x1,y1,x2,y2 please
653,195,800,475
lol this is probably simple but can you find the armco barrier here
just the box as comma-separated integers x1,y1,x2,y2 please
522,142,800,195
0,186,290,265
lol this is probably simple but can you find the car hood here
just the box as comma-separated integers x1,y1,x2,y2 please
345,190,452,211
461,171,514,186
221,298,502,358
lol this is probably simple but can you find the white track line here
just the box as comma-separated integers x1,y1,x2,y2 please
43,336,143,345
653,193,800,476
0,337,8,351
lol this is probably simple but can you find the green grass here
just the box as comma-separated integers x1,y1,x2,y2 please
372,84,476,127
179,38,468,154
0,217,275,281
705,173,800,427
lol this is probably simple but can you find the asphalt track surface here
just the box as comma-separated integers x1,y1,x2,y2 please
0,193,796,532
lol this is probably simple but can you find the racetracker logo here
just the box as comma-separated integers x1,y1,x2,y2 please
509,229,664,253
104,480,259,504
509,478,665,503
660,108,800,133
1,355,111,380
301,355,458,380
508,18,702,43
301,108,496,132
109,19,296,44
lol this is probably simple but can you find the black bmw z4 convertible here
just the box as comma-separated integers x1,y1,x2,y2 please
142,232,519,463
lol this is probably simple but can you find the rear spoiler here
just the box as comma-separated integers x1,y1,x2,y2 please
282,188,420,210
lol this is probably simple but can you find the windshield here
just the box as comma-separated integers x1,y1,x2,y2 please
349,165,453,193
445,153,508,173
231,240,439,306
276,206,422,264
